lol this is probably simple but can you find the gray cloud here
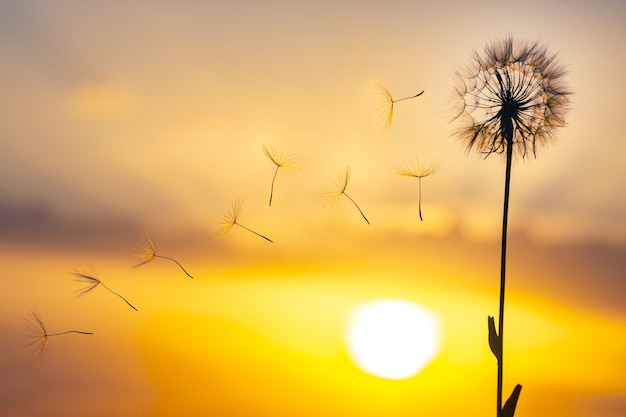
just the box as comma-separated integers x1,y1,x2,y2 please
0,200,141,254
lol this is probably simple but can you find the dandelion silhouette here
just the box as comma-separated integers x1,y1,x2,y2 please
218,198,273,242
452,37,570,417
375,82,424,131
323,166,369,224
24,310,93,357
132,230,194,279
262,144,300,206
396,159,441,221
72,264,137,311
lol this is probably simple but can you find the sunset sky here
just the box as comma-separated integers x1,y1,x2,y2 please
1,1,625,416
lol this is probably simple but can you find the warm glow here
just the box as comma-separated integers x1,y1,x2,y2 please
1,2,624,416
346,299,441,380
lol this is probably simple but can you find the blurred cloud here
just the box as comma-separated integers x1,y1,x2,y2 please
0,199,139,254
572,393,626,417
66,81,137,122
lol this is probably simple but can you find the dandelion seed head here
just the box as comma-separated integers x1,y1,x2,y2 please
218,198,242,238
323,166,351,206
24,310,49,357
451,37,570,159
374,82,395,131
262,144,301,171
72,267,102,297
132,230,156,268
396,159,442,178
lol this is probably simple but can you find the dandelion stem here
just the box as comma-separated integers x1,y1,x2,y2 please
418,177,424,221
100,282,138,311
154,254,194,279
343,192,369,224
269,165,279,206
394,90,424,103
497,137,513,416
47,330,94,337
235,222,273,242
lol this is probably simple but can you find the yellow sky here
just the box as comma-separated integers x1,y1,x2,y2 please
1,1,625,417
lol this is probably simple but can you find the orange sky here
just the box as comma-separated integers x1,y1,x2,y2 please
1,1,625,417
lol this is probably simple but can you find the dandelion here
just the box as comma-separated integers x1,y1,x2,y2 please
262,144,300,206
451,37,570,158
24,310,93,357
132,230,193,279
452,37,570,417
72,264,137,311
218,197,273,242
375,82,424,131
323,166,369,224
396,159,441,221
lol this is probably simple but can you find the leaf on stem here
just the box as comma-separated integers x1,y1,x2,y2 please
501,384,522,417
488,315,501,361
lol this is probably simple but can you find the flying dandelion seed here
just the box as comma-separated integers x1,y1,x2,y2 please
452,36,570,417
396,159,441,221
72,264,137,311
218,198,273,242
323,166,369,224
23,310,93,357
132,231,194,279
262,144,300,206
375,82,424,131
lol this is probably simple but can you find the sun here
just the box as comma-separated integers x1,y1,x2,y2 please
346,299,441,380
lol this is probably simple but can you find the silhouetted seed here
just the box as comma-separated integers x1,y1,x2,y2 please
375,82,424,131
395,159,441,221
23,310,93,358
261,144,300,207
132,231,194,278
323,166,369,224
72,264,137,311
218,197,273,242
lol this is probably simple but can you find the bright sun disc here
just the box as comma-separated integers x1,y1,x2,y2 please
346,299,441,380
